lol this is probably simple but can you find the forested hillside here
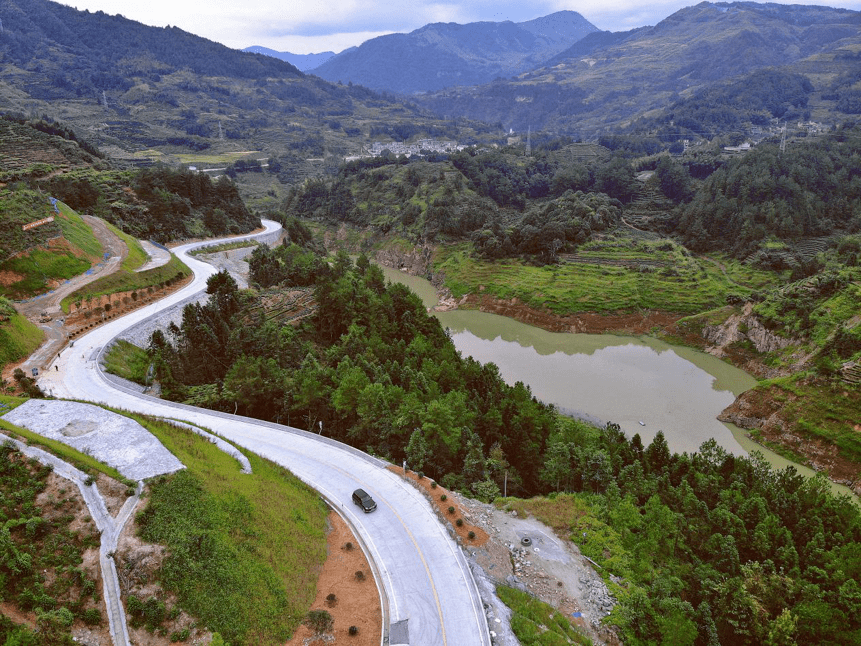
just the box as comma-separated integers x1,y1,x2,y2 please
633,69,816,143
41,166,260,243
127,237,861,646
0,0,302,90
280,142,625,261
676,125,861,257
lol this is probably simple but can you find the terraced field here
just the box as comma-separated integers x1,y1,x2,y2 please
248,288,317,326
0,119,95,181
435,235,774,315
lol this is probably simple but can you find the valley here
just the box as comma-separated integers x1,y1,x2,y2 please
1,0,860,644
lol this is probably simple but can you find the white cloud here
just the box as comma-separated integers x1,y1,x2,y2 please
55,0,861,53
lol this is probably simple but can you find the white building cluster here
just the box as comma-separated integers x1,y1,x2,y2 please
364,138,462,157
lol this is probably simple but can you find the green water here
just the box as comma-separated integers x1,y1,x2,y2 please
378,264,857,498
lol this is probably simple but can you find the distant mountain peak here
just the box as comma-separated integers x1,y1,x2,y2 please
311,11,598,94
242,47,336,72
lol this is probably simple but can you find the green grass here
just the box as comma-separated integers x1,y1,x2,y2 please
0,196,112,299
498,493,592,535
496,585,592,645
173,151,263,165
753,267,861,344
130,415,328,645
0,313,44,369
103,340,150,384
53,201,103,259
105,221,148,271
61,254,191,313
703,253,786,291
190,239,259,256
0,247,91,299
434,237,767,315
743,374,861,464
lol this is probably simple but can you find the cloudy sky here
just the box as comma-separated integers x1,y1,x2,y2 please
55,0,861,53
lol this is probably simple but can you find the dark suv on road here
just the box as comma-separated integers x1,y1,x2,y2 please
352,488,377,513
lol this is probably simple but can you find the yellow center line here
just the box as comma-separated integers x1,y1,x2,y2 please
322,460,448,645
382,497,448,646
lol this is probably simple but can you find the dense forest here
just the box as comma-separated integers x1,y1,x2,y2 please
39,166,260,242
140,229,861,646
675,127,861,257
633,69,816,143
279,124,861,268
150,249,556,494
280,144,629,261
536,428,861,646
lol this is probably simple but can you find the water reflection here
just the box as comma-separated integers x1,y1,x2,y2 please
375,264,855,498
438,315,751,457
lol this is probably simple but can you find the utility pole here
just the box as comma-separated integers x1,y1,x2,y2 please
526,126,532,156
779,121,787,155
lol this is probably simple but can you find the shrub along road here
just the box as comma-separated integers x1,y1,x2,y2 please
37,219,491,646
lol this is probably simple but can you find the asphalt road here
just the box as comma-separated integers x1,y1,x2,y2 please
37,219,491,646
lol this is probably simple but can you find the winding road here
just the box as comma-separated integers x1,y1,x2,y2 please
37,220,490,646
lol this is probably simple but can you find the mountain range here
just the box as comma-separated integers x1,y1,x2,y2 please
310,11,600,94
242,46,336,72
0,0,483,172
415,2,861,135
0,0,859,172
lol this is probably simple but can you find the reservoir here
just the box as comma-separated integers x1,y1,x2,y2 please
375,264,856,500
377,264,757,455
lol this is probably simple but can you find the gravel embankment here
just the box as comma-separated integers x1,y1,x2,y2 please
458,496,619,645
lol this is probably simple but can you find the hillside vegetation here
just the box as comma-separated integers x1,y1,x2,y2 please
0,400,328,646
0,193,99,299
0,440,104,645
0,112,104,184
114,241,861,646
0,301,43,374
130,415,328,645
677,129,861,257
416,2,861,135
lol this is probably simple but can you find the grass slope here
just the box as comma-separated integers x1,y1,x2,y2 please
0,312,43,370
0,195,100,299
132,415,328,645
61,254,191,313
497,585,593,645
103,340,150,385
52,200,103,260
746,374,861,465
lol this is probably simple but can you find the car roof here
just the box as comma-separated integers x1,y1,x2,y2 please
354,488,369,497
